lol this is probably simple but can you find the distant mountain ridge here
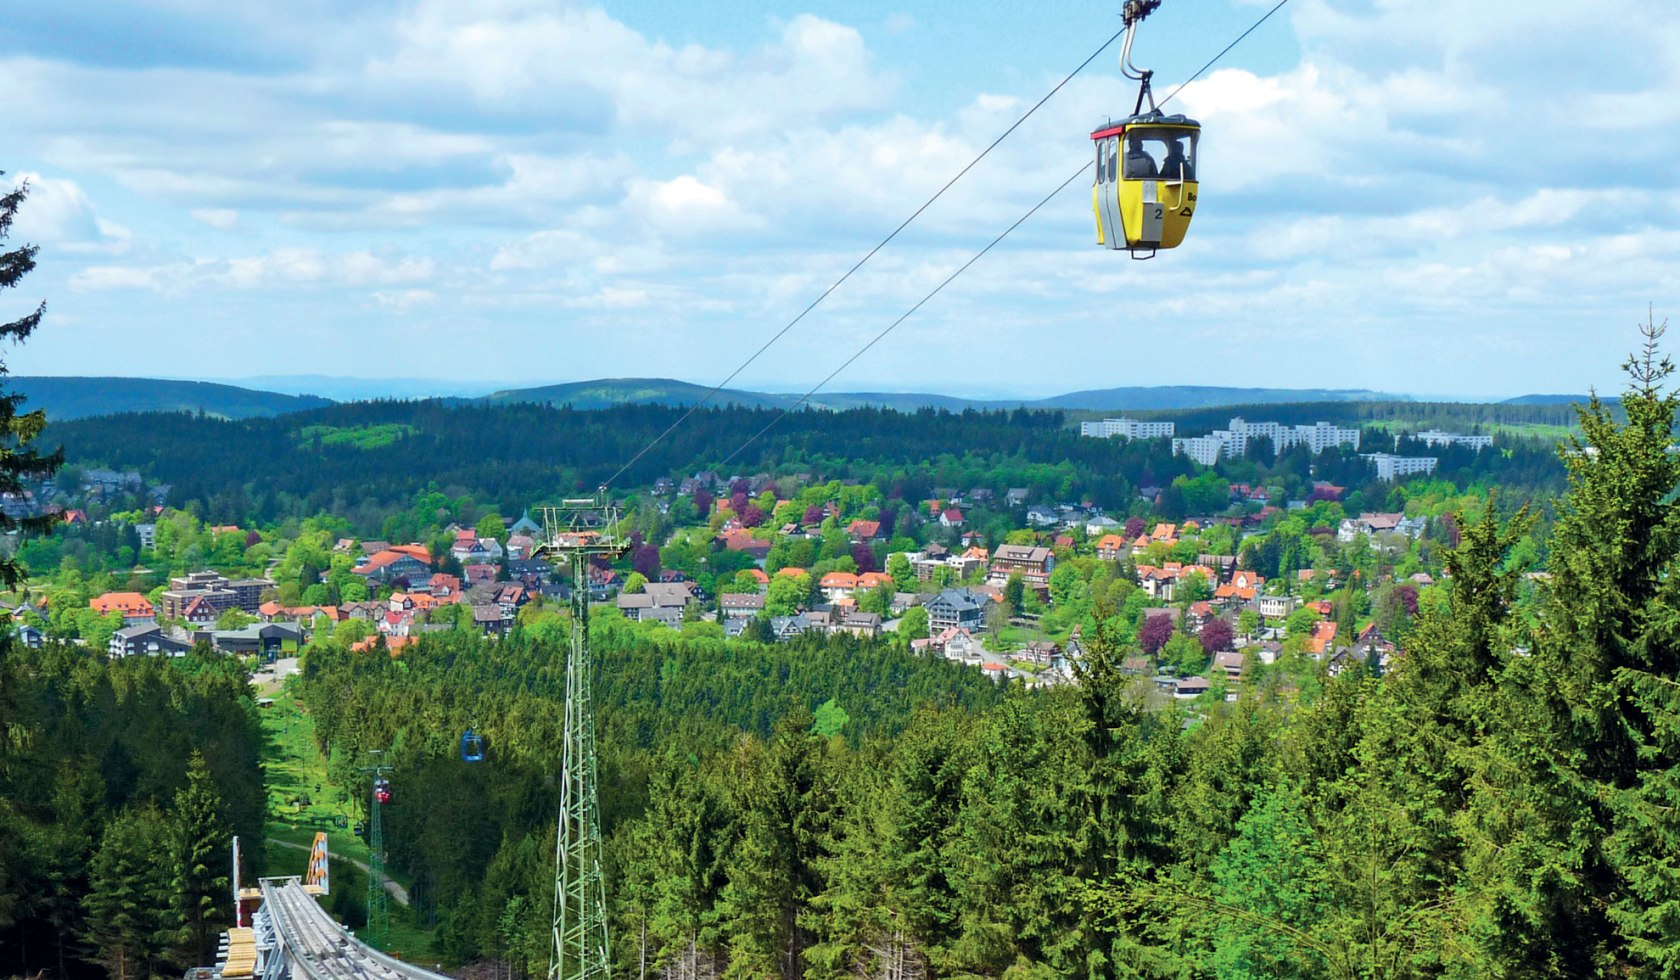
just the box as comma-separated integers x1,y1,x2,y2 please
9,374,1421,421
481,377,1406,413
1500,393,1606,406
1029,385,1402,410
12,376,332,420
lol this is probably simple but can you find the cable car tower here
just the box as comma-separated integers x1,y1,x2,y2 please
535,491,628,980
357,750,394,949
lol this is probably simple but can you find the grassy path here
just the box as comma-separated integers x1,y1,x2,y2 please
267,838,411,906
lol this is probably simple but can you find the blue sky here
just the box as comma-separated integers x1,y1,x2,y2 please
4,0,1676,399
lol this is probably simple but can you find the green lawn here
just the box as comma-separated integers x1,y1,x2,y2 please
260,683,438,959
994,623,1060,650
294,423,417,450
1362,418,1578,441
261,688,375,869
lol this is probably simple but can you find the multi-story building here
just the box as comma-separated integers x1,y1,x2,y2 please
110,624,193,658
1292,421,1361,454
925,588,990,633
90,591,156,627
1171,435,1226,466
1415,429,1494,451
1362,453,1439,481
987,544,1055,588
911,552,985,582
158,571,273,619
1172,417,1361,465
1080,417,1175,439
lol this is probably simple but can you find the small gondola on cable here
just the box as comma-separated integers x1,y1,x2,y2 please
460,727,486,763
1092,0,1200,258
373,777,392,805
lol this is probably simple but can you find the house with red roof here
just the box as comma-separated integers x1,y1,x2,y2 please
353,549,431,585
1305,620,1339,658
718,528,770,559
352,635,416,655
450,529,478,559
846,519,882,543
819,571,859,602
856,571,893,592
179,595,219,625
939,508,965,528
90,592,155,627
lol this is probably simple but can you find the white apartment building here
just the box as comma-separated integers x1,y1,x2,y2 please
1171,435,1226,466
1363,453,1438,480
1293,421,1361,453
1081,417,1176,439
1171,417,1361,465
1415,429,1494,451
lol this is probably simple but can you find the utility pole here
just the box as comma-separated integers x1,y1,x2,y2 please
357,750,394,949
537,492,628,980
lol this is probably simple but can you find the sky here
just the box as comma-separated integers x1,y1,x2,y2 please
3,0,1677,400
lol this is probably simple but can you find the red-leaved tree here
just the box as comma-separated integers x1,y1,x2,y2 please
1140,614,1175,654
1199,617,1234,654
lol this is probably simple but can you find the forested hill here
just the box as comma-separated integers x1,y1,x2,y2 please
11,376,332,420
480,377,1403,412
45,397,1570,533
45,400,1124,522
483,377,796,410
1032,384,1400,410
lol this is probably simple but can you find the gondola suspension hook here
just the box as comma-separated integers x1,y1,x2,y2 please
1119,0,1163,112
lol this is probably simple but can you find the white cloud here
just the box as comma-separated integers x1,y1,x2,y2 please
11,1,1680,395
191,208,239,229
70,248,436,292
69,265,159,290
371,288,436,311
8,173,132,255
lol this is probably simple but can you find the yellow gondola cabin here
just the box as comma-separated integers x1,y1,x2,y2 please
1091,111,1199,258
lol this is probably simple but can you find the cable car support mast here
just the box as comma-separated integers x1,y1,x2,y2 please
536,494,629,980
356,751,395,950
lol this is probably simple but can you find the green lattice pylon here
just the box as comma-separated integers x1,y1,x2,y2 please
359,751,393,949
538,496,626,980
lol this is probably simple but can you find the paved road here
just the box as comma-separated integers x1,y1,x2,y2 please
268,838,410,906
253,657,300,697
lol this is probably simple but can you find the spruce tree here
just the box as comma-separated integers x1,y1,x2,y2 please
1463,314,1680,972
170,752,230,968
83,808,172,980
0,174,62,589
